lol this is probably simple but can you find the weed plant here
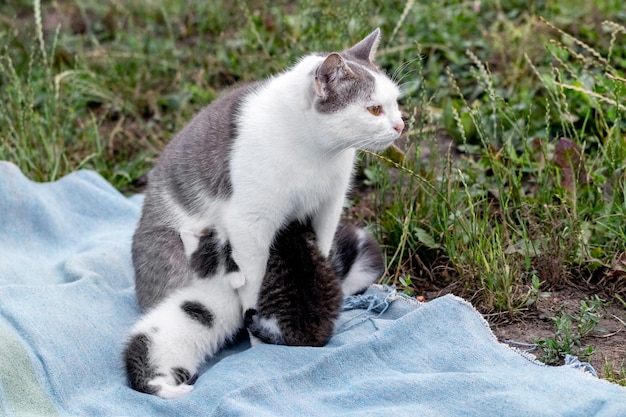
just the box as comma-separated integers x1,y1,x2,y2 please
534,296,606,365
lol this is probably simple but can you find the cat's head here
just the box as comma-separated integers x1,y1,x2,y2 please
311,29,404,152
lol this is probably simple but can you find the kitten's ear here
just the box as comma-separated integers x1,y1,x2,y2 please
314,53,354,97
345,28,381,63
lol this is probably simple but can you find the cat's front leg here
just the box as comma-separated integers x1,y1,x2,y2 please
226,215,278,312
231,248,269,313
312,192,348,258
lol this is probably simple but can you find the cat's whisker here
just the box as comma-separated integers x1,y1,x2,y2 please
398,80,421,99
393,64,424,85
390,59,414,82
391,56,423,83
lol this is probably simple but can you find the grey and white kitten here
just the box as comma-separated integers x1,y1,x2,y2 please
124,222,384,399
131,28,404,318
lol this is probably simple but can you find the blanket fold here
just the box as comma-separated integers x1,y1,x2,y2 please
1,161,625,417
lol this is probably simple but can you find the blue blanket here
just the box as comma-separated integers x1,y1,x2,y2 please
1,160,625,417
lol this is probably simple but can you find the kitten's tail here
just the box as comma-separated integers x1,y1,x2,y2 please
330,224,384,296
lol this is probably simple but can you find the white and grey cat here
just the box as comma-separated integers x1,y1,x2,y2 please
124,222,384,398
131,28,404,317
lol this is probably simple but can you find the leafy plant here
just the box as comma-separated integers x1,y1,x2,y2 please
534,296,606,365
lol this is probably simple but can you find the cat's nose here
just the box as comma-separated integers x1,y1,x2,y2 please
393,120,405,134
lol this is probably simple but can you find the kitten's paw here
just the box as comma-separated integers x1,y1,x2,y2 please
150,375,195,399
243,309,258,327
179,229,200,257
243,310,266,346
157,383,194,399
249,333,264,347
229,273,245,289
245,313,284,345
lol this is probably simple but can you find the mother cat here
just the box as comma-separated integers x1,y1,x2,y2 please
132,28,404,316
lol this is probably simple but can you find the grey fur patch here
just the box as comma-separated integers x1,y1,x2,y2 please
313,29,384,114
124,333,159,395
153,82,261,213
359,229,385,276
171,367,192,385
222,241,240,273
181,301,214,328
132,224,192,311
331,224,360,278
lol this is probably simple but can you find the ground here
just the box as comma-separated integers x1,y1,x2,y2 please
346,136,626,381
492,287,626,377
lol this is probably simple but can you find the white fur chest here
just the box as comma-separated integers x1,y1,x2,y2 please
229,129,355,223
228,61,358,222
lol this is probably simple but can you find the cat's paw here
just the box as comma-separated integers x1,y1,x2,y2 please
179,229,200,257
156,383,194,399
150,375,195,399
243,309,267,346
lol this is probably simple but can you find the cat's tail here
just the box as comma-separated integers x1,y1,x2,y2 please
330,224,384,296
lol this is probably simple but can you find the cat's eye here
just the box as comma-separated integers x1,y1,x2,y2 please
367,105,382,116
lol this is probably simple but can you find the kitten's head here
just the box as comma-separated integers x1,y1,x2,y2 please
311,29,404,152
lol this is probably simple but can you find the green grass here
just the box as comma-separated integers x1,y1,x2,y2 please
1,0,625,374
604,360,626,386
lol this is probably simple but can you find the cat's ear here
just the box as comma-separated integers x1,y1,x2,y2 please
345,28,381,63
314,53,354,97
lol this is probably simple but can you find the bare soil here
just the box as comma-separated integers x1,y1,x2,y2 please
491,287,626,377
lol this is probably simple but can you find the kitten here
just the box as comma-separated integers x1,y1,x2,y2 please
244,221,385,347
125,228,245,399
124,222,384,398
123,272,242,399
131,28,404,319
243,220,342,347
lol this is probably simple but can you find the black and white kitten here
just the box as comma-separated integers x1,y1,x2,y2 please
131,28,404,318
124,222,383,399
